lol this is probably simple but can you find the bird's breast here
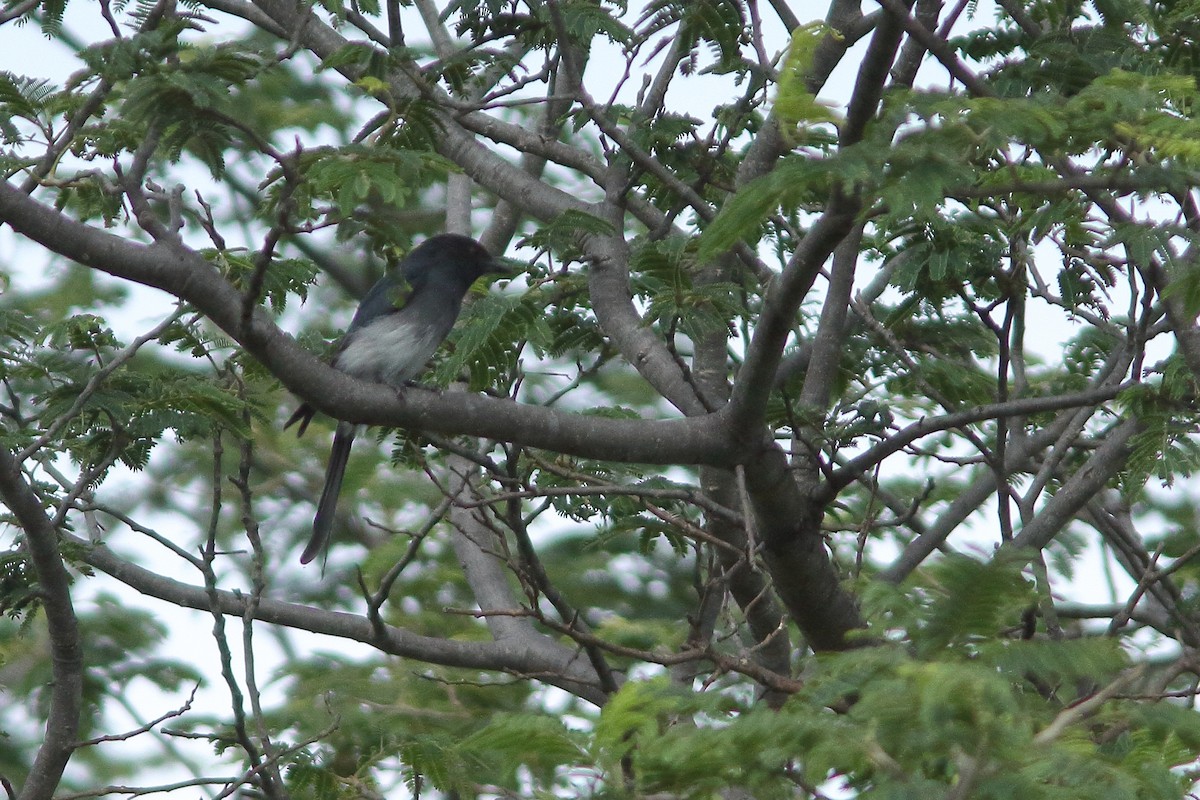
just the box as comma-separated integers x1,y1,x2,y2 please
334,315,447,387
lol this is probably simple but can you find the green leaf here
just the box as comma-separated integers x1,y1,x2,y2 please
457,714,583,785
697,158,816,261
775,23,838,131
518,208,616,259
432,290,548,391
914,552,1038,655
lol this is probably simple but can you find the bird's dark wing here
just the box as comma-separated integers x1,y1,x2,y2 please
285,272,413,435
346,272,414,334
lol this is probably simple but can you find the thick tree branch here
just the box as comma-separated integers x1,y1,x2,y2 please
1008,418,1141,552
700,465,793,679
446,453,533,641
798,224,863,410
842,0,912,146
875,0,989,95
586,231,710,416
742,443,866,650
0,181,732,466
734,3,881,199
727,196,859,436
0,449,83,800
200,0,288,36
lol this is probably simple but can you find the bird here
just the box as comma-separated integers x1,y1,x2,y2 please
285,233,507,565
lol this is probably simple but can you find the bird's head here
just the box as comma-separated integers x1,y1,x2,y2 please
401,233,509,291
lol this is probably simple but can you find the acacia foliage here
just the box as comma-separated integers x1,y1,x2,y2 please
3,0,1200,797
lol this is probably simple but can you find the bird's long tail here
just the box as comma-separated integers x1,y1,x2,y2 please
301,420,356,565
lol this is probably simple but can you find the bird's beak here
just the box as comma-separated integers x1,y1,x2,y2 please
485,256,516,276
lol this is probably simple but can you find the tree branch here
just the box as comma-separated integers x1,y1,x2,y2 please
0,180,734,466
1008,418,1141,552
0,448,83,800
726,196,859,437
72,533,609,705
828,384,1128,495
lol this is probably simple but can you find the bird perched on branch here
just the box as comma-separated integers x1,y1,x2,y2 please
285,233,507,564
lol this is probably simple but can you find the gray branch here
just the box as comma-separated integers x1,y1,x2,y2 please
74,533,608,705
0,448,83,800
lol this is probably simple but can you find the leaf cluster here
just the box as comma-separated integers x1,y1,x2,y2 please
282,144,453,248
0,304,260,481
1119,358,1200,492
433,287,551,391
632,235,744,346
584,556,1192,800
81,29,268,174
636,0,748,75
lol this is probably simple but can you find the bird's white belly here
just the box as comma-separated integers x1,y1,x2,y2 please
335,316,443,387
